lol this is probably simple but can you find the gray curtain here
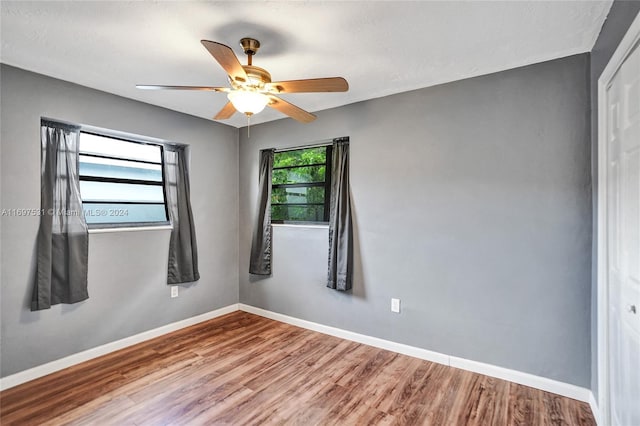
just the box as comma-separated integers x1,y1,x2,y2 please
32,121,89,311
164,145,200,284
327,138,353,291
249,149,274,275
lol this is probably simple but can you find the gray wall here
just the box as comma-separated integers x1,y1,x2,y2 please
0,65,239,377
1,51,596,388
239,54,592,387
589,0,640,398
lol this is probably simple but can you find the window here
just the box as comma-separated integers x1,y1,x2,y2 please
78,132,168,226
271,145,332,224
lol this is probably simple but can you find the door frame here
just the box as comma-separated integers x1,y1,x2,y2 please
597,11,640,425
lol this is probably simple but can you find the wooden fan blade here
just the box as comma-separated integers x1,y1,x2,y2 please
267,77,348,93
136,85,229,91
214,101,237,120
201,40,248,84
267,95,316,123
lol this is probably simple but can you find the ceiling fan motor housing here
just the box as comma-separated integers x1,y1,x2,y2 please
232,38,271,88
240,65,271,88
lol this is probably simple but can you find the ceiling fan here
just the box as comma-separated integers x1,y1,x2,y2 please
137,38,349,124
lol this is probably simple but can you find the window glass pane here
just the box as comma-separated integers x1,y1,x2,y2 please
77,131,169,227
84,203,166,224
273,147,326,168
79,155,162,181
271,145,331,223
271,205,325,222
79,132,161,163
272,165,325,184
80,181,164,202
272,186,325,204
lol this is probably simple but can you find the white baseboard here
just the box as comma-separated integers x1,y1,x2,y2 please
238,304,592,404
449,356,591,402
1,301,597,422
0,304,239,391
239,304,449,366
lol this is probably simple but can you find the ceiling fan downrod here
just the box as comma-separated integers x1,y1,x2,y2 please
240,37,260,66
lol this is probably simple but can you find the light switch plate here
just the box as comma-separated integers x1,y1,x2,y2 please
391,298,401,313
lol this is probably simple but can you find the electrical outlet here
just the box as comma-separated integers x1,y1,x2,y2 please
391,298,401,313
171,286,179,298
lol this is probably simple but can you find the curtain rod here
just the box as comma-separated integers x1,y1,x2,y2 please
41,116,185,147
273,137,348,153
41,117,81,131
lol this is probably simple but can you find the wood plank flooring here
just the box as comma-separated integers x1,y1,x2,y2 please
0,311,595,425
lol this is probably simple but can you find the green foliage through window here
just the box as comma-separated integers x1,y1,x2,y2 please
271,146,332,223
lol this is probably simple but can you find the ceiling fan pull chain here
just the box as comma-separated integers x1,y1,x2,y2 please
247,114,251,138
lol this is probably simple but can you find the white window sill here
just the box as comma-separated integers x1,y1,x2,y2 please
272,223,329,229
88,225,173,234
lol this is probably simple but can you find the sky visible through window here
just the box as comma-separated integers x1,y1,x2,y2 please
78,132,167,225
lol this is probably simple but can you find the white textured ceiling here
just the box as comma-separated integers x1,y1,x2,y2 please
1,1,611,128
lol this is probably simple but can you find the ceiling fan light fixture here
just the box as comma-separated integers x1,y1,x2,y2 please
227,90,269,115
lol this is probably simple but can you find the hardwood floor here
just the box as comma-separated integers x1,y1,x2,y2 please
0,311,595,425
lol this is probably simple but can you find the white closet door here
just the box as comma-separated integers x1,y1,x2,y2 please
607,40,640,426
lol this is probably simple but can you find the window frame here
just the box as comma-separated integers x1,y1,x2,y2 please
78,130,171,229
271,144,332,225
